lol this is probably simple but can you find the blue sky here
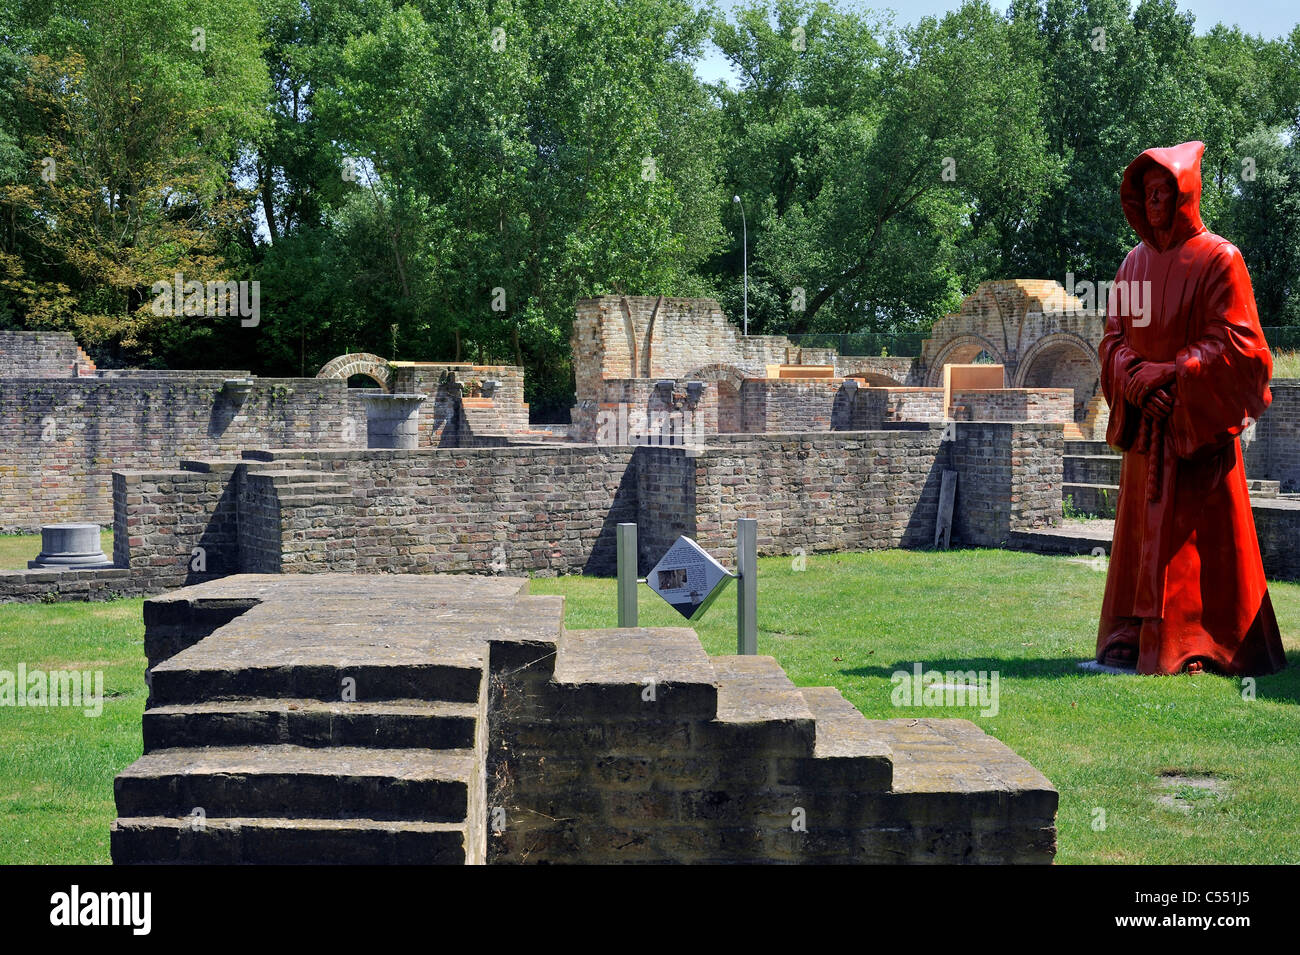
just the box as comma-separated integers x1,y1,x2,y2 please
695,1,1300,84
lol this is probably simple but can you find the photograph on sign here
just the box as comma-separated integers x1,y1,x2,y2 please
647,536,733,620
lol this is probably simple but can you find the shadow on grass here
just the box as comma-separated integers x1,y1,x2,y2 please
842,652,1300,703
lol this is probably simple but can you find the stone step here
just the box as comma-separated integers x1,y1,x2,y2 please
706,655,816,756
266,480,351,497
1063,453,1121,485
256,460,325,472
111,815,470,865
276,492,355,508
150,659,483,705
865,718,1058,864
242,450,323,464
114,745,476,822
1249,479,1281,499
1062,422,1085,441
1063,482,1118,518
142,699,478,751
553,627,718,718
1008,520,1113,556
797,686,893,790
247,469,336,485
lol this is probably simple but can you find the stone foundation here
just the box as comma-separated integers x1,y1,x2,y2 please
109,574,1058,864
88,424,1064,599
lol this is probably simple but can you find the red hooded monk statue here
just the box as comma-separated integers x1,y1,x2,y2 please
1096,140,1287,676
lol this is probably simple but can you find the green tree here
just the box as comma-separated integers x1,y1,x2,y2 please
275,0,724,416
711,0,1053,336
1010,0,1215,282
1226,127,1300,325
0,0,269,362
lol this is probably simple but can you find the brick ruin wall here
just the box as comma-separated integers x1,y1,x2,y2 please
9,416,1300,603
692,431,950,567
949,389,1074,423
391,363,530,444
584,380,718,444
1246,380,1300,493
1019,350,1099,421
570,297,921,415
94,423,1064,597
0,329,97,377
0,375,368,533
579,378,1072,441
737,379,843,433
848,388,947,429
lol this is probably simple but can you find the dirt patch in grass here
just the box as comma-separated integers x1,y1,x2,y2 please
1156,771,1230,813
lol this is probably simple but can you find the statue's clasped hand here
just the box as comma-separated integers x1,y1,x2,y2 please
1125,360,1176,409
1142,384,1175,421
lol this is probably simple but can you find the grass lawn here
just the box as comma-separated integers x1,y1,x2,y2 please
1273,350,1300,378
0,598,146,864
0,529,113,571
1,547,1297,864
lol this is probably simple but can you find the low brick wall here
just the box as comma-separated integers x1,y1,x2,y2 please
846,387,945,429
693,431,948,565
390,363,530,443
0,330,96,377
739,378,844,432
1251,380,1300,493
0,375,367,532
573,379,715,443
93,424,1066,599
113,465,241,592
0,566,133,603
950,422,1065,545
1255,499,1300,581
635,445,697,572
949,389,1073,423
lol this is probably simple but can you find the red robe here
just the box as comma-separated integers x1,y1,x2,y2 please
1097,140,1287,676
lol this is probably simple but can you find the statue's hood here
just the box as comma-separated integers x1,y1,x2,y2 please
1120,140,1207,252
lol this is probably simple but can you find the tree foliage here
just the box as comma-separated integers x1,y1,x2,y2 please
1,0,1298,409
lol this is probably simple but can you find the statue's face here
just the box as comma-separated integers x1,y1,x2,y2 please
1143,168,1177,232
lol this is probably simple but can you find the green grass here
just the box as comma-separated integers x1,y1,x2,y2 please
0,598,146,863
531,549,1300,865
0,530,113,571
2,548,1298,864
1274,349,1300,379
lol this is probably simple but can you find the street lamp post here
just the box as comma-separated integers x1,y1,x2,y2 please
733,194,747,335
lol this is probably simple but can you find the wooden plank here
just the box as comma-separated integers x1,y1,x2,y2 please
935,469,958,549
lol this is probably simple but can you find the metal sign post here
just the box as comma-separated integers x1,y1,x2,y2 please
625,521,758,655
736,518,757,655
616,523,638,627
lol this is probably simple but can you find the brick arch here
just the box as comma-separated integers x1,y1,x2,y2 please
682,362,746,392
1013,332,1101,422
925,335,1005,386
316,353,391,389
683,363,747,433
840,368,903,387
1011,332,1099,387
